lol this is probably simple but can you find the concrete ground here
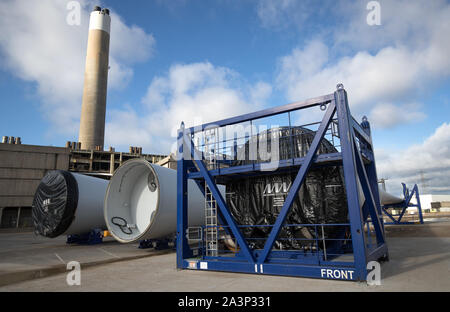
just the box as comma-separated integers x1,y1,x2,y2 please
0,232,172,287
1,219,449,292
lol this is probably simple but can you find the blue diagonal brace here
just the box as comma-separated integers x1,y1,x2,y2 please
257,101,336,264
382,207,397,223
184,132,256,263
397,206,407,223
397,183,415,222
192,178,233,238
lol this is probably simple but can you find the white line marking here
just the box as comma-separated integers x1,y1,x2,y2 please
55,253,65,264
98,248,119,258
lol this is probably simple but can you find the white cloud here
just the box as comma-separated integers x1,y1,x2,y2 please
110,13,155,64
334,0,450,58
105,62,272,154
106,107,153,149
274,0,450,128
276,41,428,118
369,103,426,129
262,0,450,194
377,123,450,194
0,0,155,136
249,81,273,105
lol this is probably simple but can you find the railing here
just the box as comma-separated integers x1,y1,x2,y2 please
197,223,354,264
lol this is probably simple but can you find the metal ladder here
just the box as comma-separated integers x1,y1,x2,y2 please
204,128,219,257
204,128,218,170
205,183,218,257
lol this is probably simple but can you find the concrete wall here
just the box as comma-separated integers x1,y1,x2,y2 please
156,154,177,170
0,143,70,208
419,194,450,211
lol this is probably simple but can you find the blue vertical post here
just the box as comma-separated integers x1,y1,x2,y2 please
177,122,190,268
334,84,368,281
288,111,295,164
233,132,237,161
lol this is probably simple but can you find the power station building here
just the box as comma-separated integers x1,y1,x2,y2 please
0,139,166,229
0,141,70,228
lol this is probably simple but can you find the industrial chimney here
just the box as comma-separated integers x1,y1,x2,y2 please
78,6,111,151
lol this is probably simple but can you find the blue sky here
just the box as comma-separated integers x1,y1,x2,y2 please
0,0,450,194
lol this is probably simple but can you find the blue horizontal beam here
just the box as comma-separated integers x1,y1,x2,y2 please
203,255,354,268
187,93,335,133
187,152,344,179
183,260,360,281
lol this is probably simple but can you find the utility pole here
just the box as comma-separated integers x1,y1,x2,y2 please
419,170,429,194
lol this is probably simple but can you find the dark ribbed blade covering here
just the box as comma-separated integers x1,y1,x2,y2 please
32,170,78,238
226,126,348,250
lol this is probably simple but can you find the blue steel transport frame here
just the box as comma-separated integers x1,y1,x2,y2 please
382,183,424,225
176,84,389,282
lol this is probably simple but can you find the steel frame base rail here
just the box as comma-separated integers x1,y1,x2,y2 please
382,183,424,225
176,84,389,282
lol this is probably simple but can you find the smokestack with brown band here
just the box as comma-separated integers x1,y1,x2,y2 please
78,7,111,151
